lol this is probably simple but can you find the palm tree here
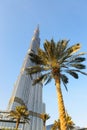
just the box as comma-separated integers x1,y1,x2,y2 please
8,105,30,129
25,39,87,130
51,111,75,130
40,113,50,130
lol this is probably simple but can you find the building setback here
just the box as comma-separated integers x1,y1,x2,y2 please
0,27,45,130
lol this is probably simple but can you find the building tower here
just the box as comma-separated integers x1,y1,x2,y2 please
4,27,45,130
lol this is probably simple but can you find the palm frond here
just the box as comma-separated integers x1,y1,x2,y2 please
44,40,57,60
29,52,45,65
44,75,52,85
60,74,68,91
61,63,69,69
30,57,45,65
64,52,87,65
38,48,49,65
50,39,56,57
29,52,39,59
71,69,87,76
70,64,86,69
61,40,69,51
38,48,46,57
44,40,51,56
60,74,68,84
69,57,86,63
66,70,78,79
66,43,81,56
78,52,87,56
73,57,86,62
60,40,69,54
25,66,49,75
56,40,69,58
60,43,81,63
7,111,19,119
71,52,87,60
32,73,49,85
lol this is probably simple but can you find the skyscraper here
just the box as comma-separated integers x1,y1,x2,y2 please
0,27,45,130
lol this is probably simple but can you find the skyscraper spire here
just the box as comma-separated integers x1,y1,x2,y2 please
28,26,40,54
33,25,39,38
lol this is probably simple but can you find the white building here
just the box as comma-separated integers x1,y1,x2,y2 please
0,27,45,130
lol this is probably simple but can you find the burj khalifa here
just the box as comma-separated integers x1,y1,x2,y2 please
0,27,45,130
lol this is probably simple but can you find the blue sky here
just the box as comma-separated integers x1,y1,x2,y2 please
0,0,87,128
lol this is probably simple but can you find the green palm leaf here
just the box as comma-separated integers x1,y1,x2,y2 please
32,74,48,85
71,69,87,76
25,66,40,74
66,70,78,79
63,52,87,63
29,52,45,65
66,43,81,55
60,74,68,91
55,40,69,59
44,75,52,85
69,57,86,63
60,40,69,52
44,40,51,57
25,66,49,75
70,63,86,69
60,43,81,63
44,39,57,59
50,39,56,53
48,39,56,58
38,48,49,65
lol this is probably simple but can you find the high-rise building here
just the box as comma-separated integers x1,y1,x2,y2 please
0,27,45,130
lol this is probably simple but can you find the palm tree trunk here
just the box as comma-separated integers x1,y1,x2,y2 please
16,119,20,129
43,121,46,130
54,75,67,130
